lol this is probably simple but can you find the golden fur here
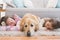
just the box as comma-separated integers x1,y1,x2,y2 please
20,13,40,36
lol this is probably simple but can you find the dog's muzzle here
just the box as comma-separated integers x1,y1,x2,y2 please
27,31,31,37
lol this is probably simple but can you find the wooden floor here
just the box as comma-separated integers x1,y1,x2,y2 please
0,36,60,40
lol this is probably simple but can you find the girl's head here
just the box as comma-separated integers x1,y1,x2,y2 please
43,19,53,30
43,19,60,30
0,16,16,26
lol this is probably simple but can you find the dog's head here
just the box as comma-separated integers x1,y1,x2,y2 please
43,18,60,30
20,14,39,36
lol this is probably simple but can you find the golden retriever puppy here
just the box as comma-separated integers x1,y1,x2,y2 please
20,13,40,36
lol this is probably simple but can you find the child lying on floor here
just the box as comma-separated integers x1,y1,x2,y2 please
0,14,21,31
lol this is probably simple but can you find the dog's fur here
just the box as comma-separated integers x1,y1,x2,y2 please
20,13,40,36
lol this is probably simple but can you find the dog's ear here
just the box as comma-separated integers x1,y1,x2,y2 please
20,26,24,32
35,24,39,32
20,18,25,32
20,22,24,32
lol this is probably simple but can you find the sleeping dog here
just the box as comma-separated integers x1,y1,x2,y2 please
20,13,40,36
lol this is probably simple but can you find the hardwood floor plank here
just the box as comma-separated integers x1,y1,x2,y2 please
0,36,60,40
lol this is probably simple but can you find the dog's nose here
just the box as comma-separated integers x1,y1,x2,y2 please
27,31,31,37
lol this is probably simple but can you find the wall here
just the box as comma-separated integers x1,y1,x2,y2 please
5,8,60,18
31,0,48,8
